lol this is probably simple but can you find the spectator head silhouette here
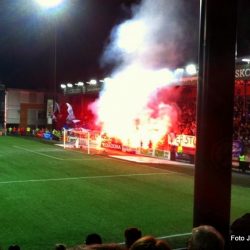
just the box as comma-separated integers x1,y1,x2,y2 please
124,227,142,248
230,213,250,250
82,243,123,250
55,243,66,250
85,233,103,245
231,213,250,235
130,236,171,250
187,225,224,250
8,245,20,250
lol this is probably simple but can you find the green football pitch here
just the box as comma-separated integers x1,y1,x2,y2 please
0,136,249,250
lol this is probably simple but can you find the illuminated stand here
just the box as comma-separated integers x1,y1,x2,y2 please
58,66,198,162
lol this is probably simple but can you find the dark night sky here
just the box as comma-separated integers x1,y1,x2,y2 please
0,0,249,91
0,0,134,90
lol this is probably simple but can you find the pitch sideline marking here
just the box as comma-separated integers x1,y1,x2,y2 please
0,172,172,185
13,145,64,160
13,145,104,161
118,232,191,245
157,232,191,239
12,146,187,175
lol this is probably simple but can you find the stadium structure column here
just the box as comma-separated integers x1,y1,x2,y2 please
193,0,237,247
0,84,5,132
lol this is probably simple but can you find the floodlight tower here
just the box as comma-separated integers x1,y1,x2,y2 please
35,0,64,8
34,0,65,127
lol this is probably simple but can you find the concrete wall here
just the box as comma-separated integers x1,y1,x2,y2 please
6,88,46,128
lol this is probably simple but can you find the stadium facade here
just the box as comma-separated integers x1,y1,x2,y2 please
1,62,250,164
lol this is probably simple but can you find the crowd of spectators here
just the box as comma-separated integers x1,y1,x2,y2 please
1,216,249,250
233,95,250,147
4,92,250,151
6,126,62,140
175,99,196,136
172,93,250,149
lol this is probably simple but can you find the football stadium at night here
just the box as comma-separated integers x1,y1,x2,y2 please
0,0,250,250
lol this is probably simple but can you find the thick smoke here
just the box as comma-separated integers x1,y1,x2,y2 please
101,0,196,69
90,0,198,147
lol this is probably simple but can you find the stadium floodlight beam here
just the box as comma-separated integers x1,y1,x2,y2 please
77,81,84,86
100,77,112,83
175,68,184,74
174,68,184,78
35,0,64,9
89,79,97,85
185,64,197,75
60,84,66,89
67,83,73,88
104,77,112,83
242,58,250,63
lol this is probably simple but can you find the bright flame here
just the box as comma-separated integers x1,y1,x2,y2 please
91,64,178,148
91,0,188,150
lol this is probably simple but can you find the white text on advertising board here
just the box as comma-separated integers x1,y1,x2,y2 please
101,142,122,150
168,134,196,148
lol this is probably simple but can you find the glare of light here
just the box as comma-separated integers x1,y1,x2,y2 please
99,78,111,83
242,58,250,63
89,79,97,85
67,83,73,88
104,77,111,82
174,68,184,76
93,64,174,148
60,84,66,89
35,0,64,9
102,77,113,84
77,82,84,86
152,68,174,87
185,64,197,75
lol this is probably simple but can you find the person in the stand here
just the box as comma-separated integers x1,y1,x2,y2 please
26,126,31,135
187,225,224,250
238,151,248,173
177,142,183,155
85,233,102,245
124,227,142,249
8,126,12,134
148,140,152,149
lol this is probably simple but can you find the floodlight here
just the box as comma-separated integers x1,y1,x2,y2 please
185,64,197,75
104,77,112,83
35,0,64,9
77,81,84,86
242,58,250,63
67,83,73,88
174,68,184,76
60,84,66,89
89,79,97,85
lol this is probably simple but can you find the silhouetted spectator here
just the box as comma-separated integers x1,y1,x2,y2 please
124,227,142,249
231,213,250,249
187,225,224,250
83,243,123,250
85,233,102,245
55,243,67,250
8,245,20,250
130,236,171,250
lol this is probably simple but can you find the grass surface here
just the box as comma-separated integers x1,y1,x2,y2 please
0,136,249,250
